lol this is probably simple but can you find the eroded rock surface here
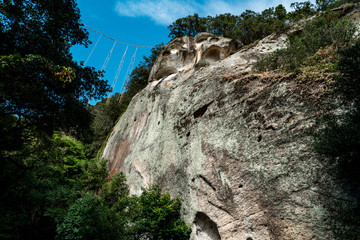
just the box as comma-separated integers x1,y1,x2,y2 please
148,32,241,84
102,26,355,239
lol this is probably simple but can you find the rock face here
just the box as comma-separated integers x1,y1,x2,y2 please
102,21,355,240
148,32,241,83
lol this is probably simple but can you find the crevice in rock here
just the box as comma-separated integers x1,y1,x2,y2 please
194,101,213,119
199,175,216,191
193,212,221,240
208,200,234,218
265,125,276,130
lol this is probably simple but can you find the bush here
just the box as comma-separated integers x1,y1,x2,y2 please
128,185,191,240
56,194,121,240
255,12,357,71
314,38,360,240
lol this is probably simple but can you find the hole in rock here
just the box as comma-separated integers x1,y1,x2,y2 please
186,132,191,137
158,121,160,125
239,184,243,188
193,212,221,240
194,101,213,119
154,66,177,80
203,46,221,63
246,238,253,240
257,135,262,142
265,125,276,130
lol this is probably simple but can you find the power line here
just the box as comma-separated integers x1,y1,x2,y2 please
84,34,102,65
82,23,155,49
118,48,137,104
106,46,129,105
101,41,116,72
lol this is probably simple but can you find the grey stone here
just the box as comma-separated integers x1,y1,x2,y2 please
102,9,360,239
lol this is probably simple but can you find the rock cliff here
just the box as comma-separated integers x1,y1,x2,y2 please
102,17,356,240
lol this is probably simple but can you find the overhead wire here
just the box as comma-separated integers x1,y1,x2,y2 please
106,46,129,105
118,47,137,104
81,23,152,104
101,41,117,72
84,34,102,65
88,40,116,105
82,23,154,49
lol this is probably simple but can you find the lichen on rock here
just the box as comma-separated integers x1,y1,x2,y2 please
102,27,356,239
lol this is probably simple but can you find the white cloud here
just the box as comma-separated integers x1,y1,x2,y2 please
115,0,316,25
115,0,199,25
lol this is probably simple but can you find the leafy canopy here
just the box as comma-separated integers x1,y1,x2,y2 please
0,0,109,138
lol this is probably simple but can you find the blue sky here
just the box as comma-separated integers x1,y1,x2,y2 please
70,0,309,104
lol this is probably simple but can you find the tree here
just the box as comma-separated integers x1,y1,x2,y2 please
0,1,109,238
168,13,207,39
275,4,287,20
125,185,191,240
0,0,109,139
56,176,191,240
207,14,239,39
288,1,316,21
316,0,335,11
56,193,121,240
0,131,104,239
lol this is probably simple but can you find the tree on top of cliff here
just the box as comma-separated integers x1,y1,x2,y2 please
167,4,289,45
167,1,360,45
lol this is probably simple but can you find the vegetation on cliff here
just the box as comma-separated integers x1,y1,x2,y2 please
167,0,357,44
2,0,360,239
252,2,360,238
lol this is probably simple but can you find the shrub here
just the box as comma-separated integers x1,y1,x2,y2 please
255,13,357,71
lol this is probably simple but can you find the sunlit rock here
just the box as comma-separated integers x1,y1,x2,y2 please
102,20,357,239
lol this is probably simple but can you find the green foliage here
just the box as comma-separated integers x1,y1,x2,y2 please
287,1,316,21
0,130,99,239
167,0,360,48
167,6,289,45
168,13,207,39
56,175,190,240
1,128,190,239
0,0,109,139
315,39,360,182
0,1,189,239
132,186,191,240
255,12,357,71
313,38,360,240
81,158,108,192
99,172,128,207
56,193,121,240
